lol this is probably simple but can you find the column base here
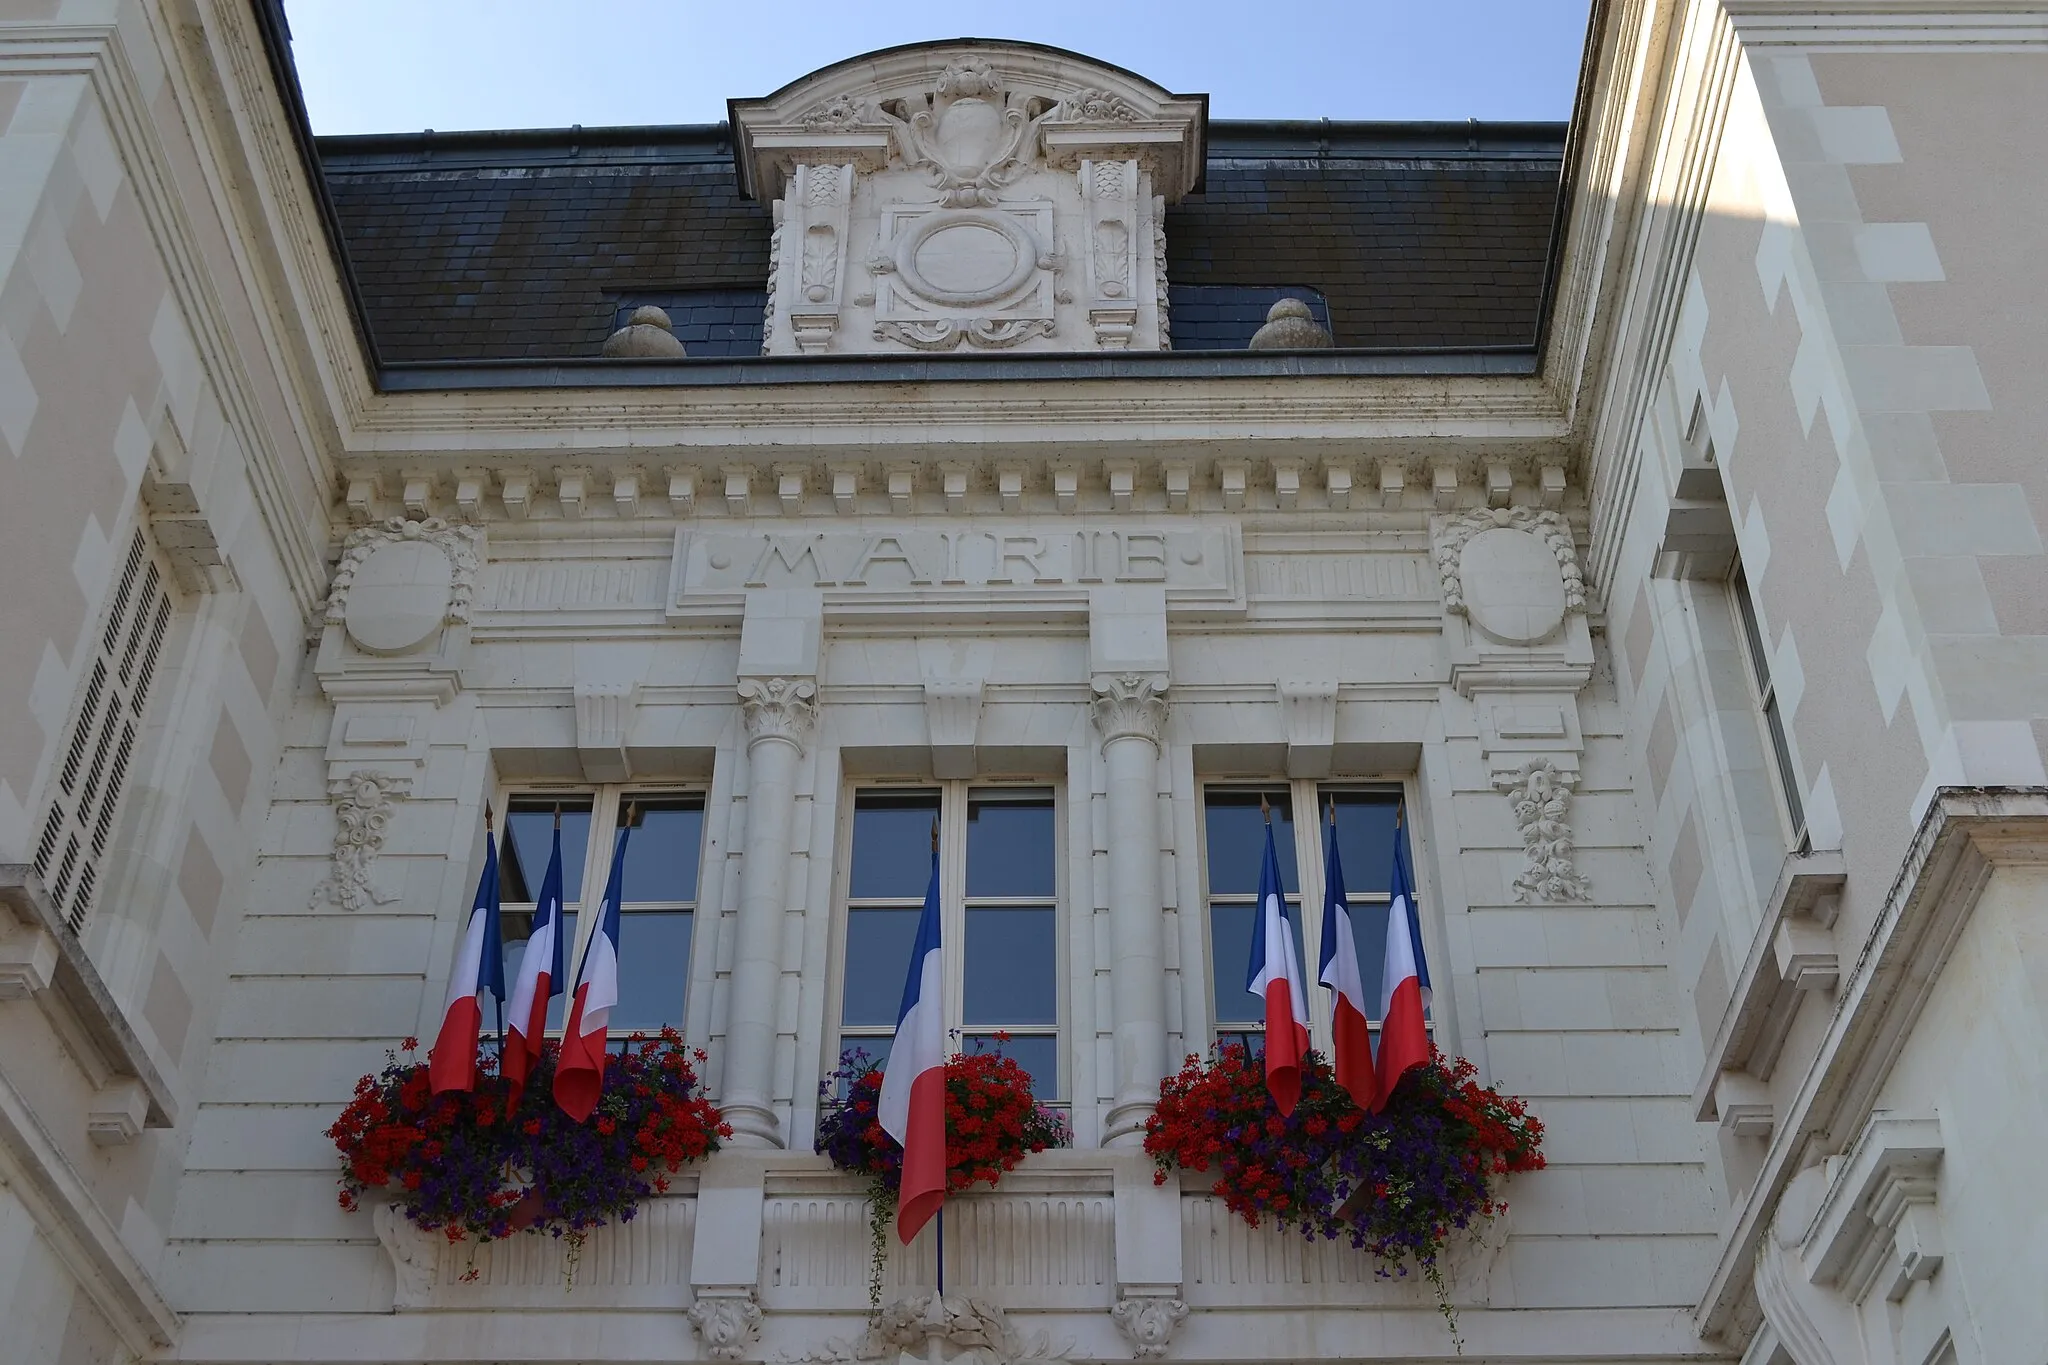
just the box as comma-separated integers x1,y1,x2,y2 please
1103,1099,1156,1147
720,1100,785,1148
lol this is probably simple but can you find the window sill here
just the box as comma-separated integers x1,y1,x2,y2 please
0,865,178,1140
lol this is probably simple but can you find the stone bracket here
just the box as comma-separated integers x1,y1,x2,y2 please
573,650,646,784
1694,849,1847,1124
1081,158,1142,348
785,163,855,353
1276,679,1337,779
1802,1116,1944,1306
924,677,986,779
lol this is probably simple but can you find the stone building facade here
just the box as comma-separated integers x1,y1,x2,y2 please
1,4,2045,1364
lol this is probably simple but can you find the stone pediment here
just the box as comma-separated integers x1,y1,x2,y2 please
732,41,1207,356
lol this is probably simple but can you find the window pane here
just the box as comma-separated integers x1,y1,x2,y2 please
1209,900,1306,1025
850,790,941,899
1203,790,1296,894
966,793,1055,897
964,907,1056,1025
1328,793,1403,899
609,909,691,1032
502,800,592,903
1217,1030,1265,1061
621,799,703,903
964,1033,1057,1098
843,907,922,1026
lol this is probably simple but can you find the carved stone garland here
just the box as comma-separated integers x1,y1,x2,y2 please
324,516,482,629
783,1293,1073,1365
310,770,409,911
1111,1295,1189,1358
689,1292,766,1361
1433,507,1586,617
1492,758,1592,904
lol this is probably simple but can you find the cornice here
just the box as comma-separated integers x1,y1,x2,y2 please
1721,0,2048,49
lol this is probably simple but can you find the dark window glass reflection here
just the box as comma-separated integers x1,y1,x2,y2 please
620,800,703,902
1209,901,1305,1025
842,907,921,1026
501,800,592,903
850,790,941,899
964,907,1056,1025
966,795,1055,897
1203,790,1296,894
610,910,692,1031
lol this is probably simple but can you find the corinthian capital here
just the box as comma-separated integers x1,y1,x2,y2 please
738,676,818,751
1090,672,1168,750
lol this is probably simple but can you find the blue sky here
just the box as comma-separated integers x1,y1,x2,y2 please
283,1,1592,134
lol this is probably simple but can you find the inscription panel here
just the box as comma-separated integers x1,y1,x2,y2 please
668,521,1244,618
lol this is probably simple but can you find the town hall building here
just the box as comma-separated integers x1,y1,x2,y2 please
3,3,2047,1363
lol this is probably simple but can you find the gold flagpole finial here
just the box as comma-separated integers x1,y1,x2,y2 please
1395,803,1405,832
624,800,639,829
931,816,940,853
484,805,494,831
553,803,562,830
1259,791,1272,824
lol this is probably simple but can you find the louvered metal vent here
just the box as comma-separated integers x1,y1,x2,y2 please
32,528,174,934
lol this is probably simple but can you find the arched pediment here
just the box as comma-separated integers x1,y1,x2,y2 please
729,39,1207,203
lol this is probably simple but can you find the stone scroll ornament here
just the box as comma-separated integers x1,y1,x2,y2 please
310,771,408,911
1494,758,1592,904
783,1293,1073,1365
1111,1296,1189,1358
688,1293,765,1362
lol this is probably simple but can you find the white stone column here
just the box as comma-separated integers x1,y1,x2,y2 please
720,676,816,1147
1093,672,1170,1145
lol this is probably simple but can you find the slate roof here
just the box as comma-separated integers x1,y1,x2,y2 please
317,121,1563,363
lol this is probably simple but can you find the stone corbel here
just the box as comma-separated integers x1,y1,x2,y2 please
575,678,642,784
924,678,985,779
785,163,855,353
1803,1116,1945,1307
688,1292,764,1361
1695,850,1846,1128
1081,158,1141,347
141,462,233,594
1276,680,1337,779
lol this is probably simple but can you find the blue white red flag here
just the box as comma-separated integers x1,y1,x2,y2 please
502,813,566,1110
878,842,947,1244
1317,805,1380,1111
554,819,631,1122
429,820,504,1094
1372,815,1432,1111
1246,813,1310,1114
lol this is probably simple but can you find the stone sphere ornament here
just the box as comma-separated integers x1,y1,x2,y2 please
1247,297,1333,350
601,305,689,358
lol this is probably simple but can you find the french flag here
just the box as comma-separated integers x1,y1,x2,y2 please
554,819,631,1122
878,842,946,1245
1246,813,1310,1115
502,813,566,1111
428,817,505,1094
1317,805,1380,1111
1372,817,1432,1111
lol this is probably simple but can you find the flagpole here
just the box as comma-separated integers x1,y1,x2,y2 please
487,807,506,1064
932,815,944,1299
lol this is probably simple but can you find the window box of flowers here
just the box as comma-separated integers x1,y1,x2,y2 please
329,1028,731,1256
1144,1044,1542,1346
816,1039,1070,1307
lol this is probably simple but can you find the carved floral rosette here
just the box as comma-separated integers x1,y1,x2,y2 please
1110,1295,1189,1358
689,1291,765,1361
